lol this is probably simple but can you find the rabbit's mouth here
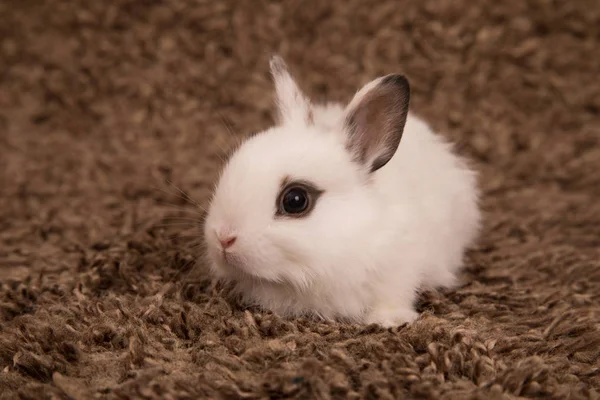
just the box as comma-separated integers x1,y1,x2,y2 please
221,250,241,268
217,250,287,285
218,250,253,277
218,254,268,285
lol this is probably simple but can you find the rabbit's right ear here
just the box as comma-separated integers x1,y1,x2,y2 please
269,55,313,126
343,74,410,173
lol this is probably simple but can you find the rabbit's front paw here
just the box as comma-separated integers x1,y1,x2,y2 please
366,306,419,328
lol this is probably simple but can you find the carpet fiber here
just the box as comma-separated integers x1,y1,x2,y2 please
1,0,599,398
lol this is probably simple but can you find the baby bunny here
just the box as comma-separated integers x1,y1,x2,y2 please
203,56,481,327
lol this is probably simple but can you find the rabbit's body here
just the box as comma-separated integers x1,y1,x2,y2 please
204,58,481,327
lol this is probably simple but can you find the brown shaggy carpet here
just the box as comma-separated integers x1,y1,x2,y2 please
1,0,599,398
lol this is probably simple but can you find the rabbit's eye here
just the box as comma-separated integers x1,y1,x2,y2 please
282,187,309,214
276,180,323,218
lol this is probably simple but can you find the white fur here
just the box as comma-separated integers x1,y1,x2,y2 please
203,59,481,327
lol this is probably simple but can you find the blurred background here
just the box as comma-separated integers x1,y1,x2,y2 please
1,0,599,398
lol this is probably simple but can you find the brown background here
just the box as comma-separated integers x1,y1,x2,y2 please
1,0,599,398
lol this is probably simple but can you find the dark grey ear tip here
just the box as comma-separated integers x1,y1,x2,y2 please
381,74,410,95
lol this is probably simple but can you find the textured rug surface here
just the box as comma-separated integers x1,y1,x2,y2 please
1,0,599,399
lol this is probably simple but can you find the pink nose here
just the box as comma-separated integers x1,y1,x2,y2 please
218,235,237,250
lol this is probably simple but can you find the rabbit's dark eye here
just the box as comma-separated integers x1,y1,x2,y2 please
282,187,309,214
276,179,323,218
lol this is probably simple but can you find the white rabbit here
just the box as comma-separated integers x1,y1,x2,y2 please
203,56,481,327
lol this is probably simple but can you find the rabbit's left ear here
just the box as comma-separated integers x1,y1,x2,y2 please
343,74,410,173
269,55,313,126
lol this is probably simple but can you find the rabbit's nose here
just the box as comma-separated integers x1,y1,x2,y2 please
217,234,237,250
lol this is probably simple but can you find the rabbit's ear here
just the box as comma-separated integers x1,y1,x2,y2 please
343,74,410,173
269,55,313,126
